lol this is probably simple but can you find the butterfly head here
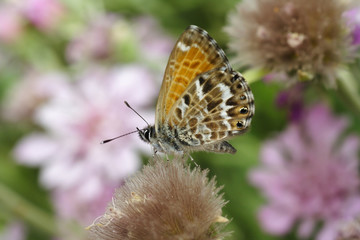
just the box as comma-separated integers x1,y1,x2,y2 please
138,126,155,144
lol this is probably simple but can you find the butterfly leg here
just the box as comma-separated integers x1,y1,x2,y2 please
156,141,171,160
187,153,198,167
152,148,157,158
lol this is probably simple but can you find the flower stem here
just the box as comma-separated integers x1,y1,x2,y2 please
0,182,57,235
336,68,360,115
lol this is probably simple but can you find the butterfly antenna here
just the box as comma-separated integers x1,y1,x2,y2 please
124,101,150,126
101,130,139,144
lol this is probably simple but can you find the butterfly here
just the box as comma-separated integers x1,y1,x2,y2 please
138,25,254,154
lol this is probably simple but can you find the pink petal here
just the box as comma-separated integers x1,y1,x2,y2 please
0,221,25,240
249,169,276,188
259,206,295,234
298,219,315,238
306,104,348,151
0,5,23,42
261,141,286,167
104,149,141,181
40,157,83,189
316,221,338,240
338,135,360,164
13,133,58,166
280,124,306,162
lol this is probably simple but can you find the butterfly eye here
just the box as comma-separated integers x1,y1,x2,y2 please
144,129,151,141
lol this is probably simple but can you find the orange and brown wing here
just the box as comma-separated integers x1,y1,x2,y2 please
168,68,254,146
155,25,231,131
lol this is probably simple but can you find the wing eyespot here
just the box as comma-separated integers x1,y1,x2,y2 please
240,107,248,114
236,121,244,128
231,74,240,83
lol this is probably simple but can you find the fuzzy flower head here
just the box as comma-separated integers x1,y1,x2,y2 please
226,0,353,86
88,156,229,240
250,104,360,240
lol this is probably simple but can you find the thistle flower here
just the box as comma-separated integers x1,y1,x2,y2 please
250,104,360,240
225,0,353,86
88,156,229,240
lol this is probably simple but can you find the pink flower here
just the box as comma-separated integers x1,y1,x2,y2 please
66,15,173,66
66,15,117,63
13,64,157,199
250,104,360,240
2,70,70,121
53,184,117,240
0,222,25,240
344,7,360,45
53,182,116,226
275,83,306,122
0,3,23,42
23,0,64,31
133,17,174,63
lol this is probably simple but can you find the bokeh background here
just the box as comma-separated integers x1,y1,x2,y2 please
1,0,360,239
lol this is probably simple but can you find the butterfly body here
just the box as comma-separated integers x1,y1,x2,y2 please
139,25,254,155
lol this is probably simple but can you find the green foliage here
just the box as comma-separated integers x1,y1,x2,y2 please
1,0,360,239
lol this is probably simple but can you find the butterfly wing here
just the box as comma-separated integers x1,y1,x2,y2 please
155,25,231,132
167,68,255,153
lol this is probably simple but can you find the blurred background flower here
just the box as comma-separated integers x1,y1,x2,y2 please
2,70,70,121
0,3,24,43
13,65,156,194
344,6,360,46
0,0,359,240
22,0,64,32
65,14,118,64
250,104,360,240
10,64,160,237
0,222,26,240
